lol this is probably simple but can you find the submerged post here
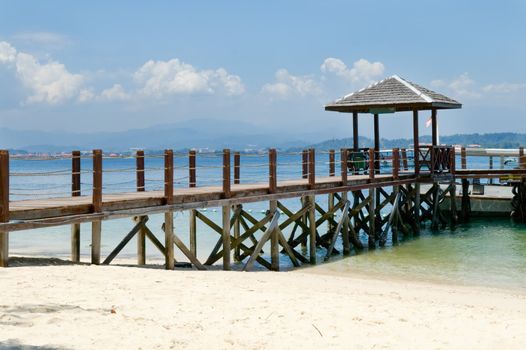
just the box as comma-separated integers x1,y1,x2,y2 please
222,149,231,270
189,150,197,255
71,150,81,263
136,150,146,265
0,150,9,267
165,149,175,270
340,148,351,254
91,149,102,265
328,149,335,233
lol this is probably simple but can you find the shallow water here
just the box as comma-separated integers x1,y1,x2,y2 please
320,218,526,290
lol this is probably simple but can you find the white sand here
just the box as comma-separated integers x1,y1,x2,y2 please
1,259,525,350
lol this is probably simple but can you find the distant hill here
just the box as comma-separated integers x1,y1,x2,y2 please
2,124,526,153
0,119,313,152
297,133,526,151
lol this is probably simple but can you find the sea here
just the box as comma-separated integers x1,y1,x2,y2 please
7,151,526,290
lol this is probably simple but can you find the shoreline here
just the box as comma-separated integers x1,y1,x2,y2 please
1,258,526,349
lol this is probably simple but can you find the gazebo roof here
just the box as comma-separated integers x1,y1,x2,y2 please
324,75,461,113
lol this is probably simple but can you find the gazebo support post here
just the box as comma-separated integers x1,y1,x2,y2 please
373,113,381,238
353,112,359,151
413,110,421,233
373,113,380,174
431,109,438,146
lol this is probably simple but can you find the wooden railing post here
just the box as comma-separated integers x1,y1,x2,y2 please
414,147,420,175
401,148,408,171
329,149,335,176
308,148,315,189
302,149,308,179
0,150,8,267
341,148,348,186
92,150,102,213
223,149,231,198
71,150,81,262
71,151,81,197
136,150,145,192
189,150,196,187
520,147,525,169
164,150,174,204
91,149,102,265
368,148,375,179
450,147,456,176
392,148,400,180
430,146,436,174
461,147,467,169
234,152,241,185
269,149,277,193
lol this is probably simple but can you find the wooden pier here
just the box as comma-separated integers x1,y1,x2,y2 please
1,75,526,270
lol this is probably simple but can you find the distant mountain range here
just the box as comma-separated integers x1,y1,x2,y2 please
2,119,526,153
298,133,526,151
1,119,314,153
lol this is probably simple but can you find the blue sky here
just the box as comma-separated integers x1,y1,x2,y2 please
0,0,525,140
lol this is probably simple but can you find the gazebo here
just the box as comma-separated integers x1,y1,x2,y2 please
324,75,461,174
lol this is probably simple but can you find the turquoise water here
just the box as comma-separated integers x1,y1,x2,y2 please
321,218,526,290
7,153,526,290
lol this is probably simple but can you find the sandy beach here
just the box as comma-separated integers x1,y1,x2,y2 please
0,259,525,350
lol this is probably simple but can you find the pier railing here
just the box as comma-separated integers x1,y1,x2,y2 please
3,145,526,213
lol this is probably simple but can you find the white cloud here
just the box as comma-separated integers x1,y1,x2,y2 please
0,41,17,64
431,73,479,97
431,73,526,99
77,89,96,103
15,52,85,104
100,84,130,101
321,58,384,84
12,31,70,48
482,83,526,94
261,69,321,99
133,58,245,98
0,40,86,104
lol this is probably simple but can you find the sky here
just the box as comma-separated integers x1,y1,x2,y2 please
0,0,525,141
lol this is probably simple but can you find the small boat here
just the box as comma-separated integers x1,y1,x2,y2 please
504,157,517,165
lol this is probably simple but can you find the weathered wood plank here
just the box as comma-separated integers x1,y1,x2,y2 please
165,211,175,270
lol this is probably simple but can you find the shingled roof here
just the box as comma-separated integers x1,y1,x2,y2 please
325,75,462,113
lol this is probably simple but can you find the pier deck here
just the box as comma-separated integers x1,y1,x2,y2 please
8,174,415,225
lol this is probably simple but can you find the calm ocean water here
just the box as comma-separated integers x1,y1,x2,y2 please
8,153,526,289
